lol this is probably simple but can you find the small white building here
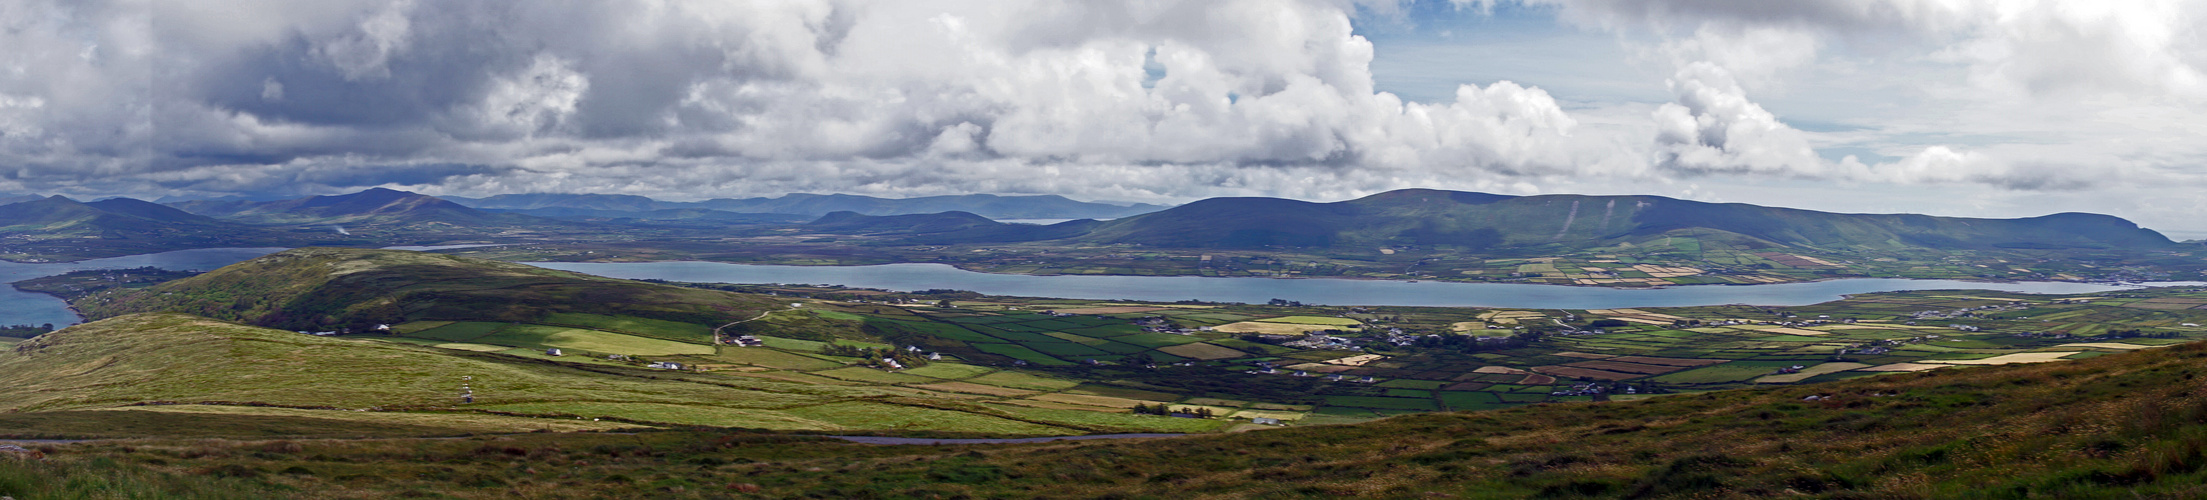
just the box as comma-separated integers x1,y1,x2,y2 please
1252,417,1282,425
545,348,563,356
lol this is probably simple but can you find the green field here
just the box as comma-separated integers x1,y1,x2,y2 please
540,313,714,344
1323,396,1437,411
473,324,715,356
971,343,1073,366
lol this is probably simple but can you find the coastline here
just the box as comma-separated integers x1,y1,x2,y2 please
536,255,2136,291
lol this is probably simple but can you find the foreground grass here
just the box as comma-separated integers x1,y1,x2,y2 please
8,339,2207,498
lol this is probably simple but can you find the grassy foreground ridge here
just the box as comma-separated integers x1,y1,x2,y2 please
4,336,2206,498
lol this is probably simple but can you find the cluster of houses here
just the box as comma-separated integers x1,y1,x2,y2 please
728,335,764,347
1911,301,2033,321
1131,316,1200,335
1280,332,1359,350
1551,382,1634,397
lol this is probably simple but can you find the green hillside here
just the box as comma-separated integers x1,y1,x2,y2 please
75,247,787,333
0,196,303,261
0,313,1214,438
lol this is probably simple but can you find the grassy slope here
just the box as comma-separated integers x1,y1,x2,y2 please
0,313,868,414
0,313,1217,438
7,336,2205,498
73,247,784,333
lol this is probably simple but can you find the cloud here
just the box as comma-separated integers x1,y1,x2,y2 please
1650,62,1822,177
0,0,1643,201
0,0,2198,234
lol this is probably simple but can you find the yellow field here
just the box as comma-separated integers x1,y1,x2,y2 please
1283,362,1355,373
1228,409,1307,421
1925,352,2082,365
1255,316,1363,326
1753,362,1870,384
1860,363,1947,372
1757,327,1829,336
1212,322,1341,334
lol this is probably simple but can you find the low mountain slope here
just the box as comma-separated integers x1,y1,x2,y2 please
168,188,560,228
445,192,1166,219
443,193,663,212
77,247,785,332
804,211,1103,243
0,196,229,234
1078,188,2177,252
695,192,1164,219
0,196,294,259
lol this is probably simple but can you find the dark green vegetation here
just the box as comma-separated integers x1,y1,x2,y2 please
74,248,788,333
10,267,201,301
9,336,2207,498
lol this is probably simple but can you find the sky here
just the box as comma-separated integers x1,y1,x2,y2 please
4,1,2207,237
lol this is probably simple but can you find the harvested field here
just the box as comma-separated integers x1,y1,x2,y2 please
1473,366,1528,375
1531,365,1640,381
1925,352,2081,365
1049,306,1167,314
1861,363,1947,372
1608,356,1728,367
1211,322,1339,335
1759,327,1829,336
1517,374,1557,385
1284,363,1356,373
1563,360,1686,375
1553,351,1614,359
1323,354,1386,366
1156,342,1248,360
1256,316,1364,326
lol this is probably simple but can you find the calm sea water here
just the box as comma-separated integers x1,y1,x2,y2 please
2,249,2192,328
0,248,289,327
528,261,2193,309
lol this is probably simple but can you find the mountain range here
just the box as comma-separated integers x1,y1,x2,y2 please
0,187,2185,263
819,189,2180,252
444,192,1168,220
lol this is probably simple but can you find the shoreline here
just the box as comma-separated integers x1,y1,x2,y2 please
535,256,2152,292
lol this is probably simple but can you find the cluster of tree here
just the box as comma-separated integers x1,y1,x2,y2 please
2105,329,2182,339
1130,403,1214,418
1266,298,1307,307
0,324,55,337
820,344,931,369
1587,319,1631,329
